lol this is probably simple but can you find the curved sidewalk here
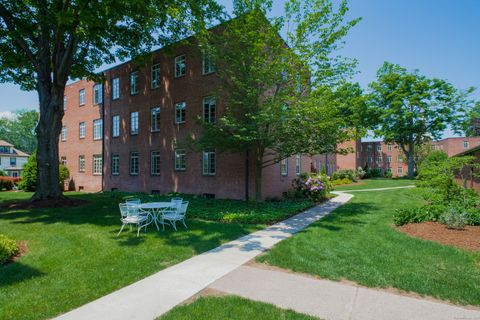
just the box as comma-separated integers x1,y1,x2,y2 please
55,193,353,320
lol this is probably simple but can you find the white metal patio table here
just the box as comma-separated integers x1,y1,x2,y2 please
139,202,175,231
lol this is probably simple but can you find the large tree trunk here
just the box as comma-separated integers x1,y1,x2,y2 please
407,141,415,179
254,147,264,201
33,81,65,200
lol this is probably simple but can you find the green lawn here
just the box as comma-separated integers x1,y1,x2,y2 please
258,185,480,306
159,296,318,320
0,191,311,320
333,178,415,191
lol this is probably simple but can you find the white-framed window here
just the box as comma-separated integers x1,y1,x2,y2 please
387,155,392,163
112,77,120,100
464,141,469,149
376,144,381,151
203,96,216,123
112,154,119,176
79,89,85,106
61,126,67,141
367,144,372,151
130,152,139,175
387,144,392,151
202,150,216,176
397,156,403,163
63,96,66,111
93,119,103,140
377,155,382,162
150,151,161,175
112,115,120,137
174,148,186,171
397,167,403,175
78,155,85,172
175,55,186,77
295,154,301,175
368,156,372,163
280,158,288,176
150,107,161,132
202,53,215,75
151,63,161,89
130,71,138,95
130,111,139,135
175,102,186,124
60,156,67,166
93,83,103,104
93,154,102,175
79,122,86,139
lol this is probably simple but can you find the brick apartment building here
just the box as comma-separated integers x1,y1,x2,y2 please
59,38,344,200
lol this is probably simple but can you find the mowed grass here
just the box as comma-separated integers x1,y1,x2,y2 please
258,186,480,306
0,191,312,320
159,296,319,320
333,178,415,191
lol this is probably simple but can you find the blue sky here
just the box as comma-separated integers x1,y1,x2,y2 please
1,0,479,138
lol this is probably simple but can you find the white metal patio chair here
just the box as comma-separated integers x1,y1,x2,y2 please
162,201,189,231
125,198,141,205
117,203,152,237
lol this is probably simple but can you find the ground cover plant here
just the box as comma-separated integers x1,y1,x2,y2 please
0,190,319,320
258,184,480,306
159,295,318,320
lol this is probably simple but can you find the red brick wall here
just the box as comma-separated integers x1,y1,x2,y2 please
60,80,103,192
358,141,408,177
335,140,360,171
431,137,480,157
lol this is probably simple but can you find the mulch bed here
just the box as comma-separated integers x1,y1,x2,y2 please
399,222,480,252
3,198,89,210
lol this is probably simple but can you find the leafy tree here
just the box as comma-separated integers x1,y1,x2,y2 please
196,2,362,200
0,0,223,200
368,62,473,178
464,101,480,136
20,153,70,192
0,109,38,154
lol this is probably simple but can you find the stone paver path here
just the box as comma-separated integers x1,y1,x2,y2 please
210,265,480,320
54,193,352,320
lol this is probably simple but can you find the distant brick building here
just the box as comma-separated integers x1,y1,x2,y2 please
59,39,338,200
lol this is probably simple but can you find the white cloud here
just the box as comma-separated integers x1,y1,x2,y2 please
0,111,16,120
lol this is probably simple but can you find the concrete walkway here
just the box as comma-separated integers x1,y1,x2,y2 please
55,193,353,320
210,265,480,320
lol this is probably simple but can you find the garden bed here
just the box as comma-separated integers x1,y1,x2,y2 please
399,222,480,251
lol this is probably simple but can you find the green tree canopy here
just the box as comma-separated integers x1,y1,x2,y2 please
0,109,38,154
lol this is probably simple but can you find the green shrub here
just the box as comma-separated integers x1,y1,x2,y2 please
332,169,358,182
364,167,383,178
0,169,6,176
384,170,393,178
0,234,19,265
393,205,444,226
333,178,352,185
441,206,468,230
291,173,332,202
466,208,480,226
20,154,70,191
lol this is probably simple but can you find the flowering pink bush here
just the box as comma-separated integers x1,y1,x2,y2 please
291,173,332,202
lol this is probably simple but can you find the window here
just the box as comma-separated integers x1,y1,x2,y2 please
130,111,139,135
397,156,403,163
79,122,86,139
93,119,103,140
63,96,66,111
150,107,161,132
387,156,392,163
151,151,160,175
130,152,139,175
60,156,67,166
387,144,392,151
175,55,186,77
376,145,382,151
397,167,403,175
112,78,120,100
175,102,186,124
202,53,215,75
377,155,382,162
151,64,160,89
295,154,301,175
203,96,216,123
79,89,85,105
367,144,372,151
130,71,138,95
280,158,288,176
10,157,16,166
464,141,469,149
93,155,102,175
79,155,85,172
174,149,186,171
202,150,216,176
368,156,372,163
112,115,120,137
93,83,103,104
61,126,67,141
112,154,119,175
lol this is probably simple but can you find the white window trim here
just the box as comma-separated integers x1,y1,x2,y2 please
280,158,288,176
174,55,186,78
112,115,120,138
93,155,103,176
130,152,139,175
79,89,85,106
150,107,161,132
151,64,161,89
93,119,103,141
79,122,86,139
130,71,138,95
130,111,139,135
202,150,216,176
175,102,186,124
150,151,161,176
203,96,216,123
112,154,120,176
112,78,120,100
174,148,186,171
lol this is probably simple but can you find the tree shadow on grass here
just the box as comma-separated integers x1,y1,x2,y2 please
0,262,45,287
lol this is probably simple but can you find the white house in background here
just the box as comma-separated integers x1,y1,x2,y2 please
0,140,29,177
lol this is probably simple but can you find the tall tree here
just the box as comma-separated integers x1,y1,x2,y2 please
463,101,480,137
0,0,223,200
0,109,38,154
368,62,472,178
196,1,362,200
